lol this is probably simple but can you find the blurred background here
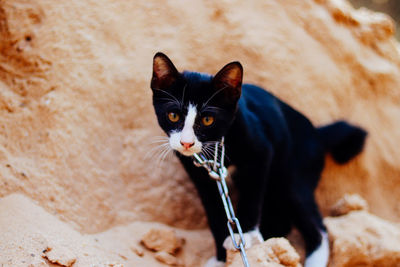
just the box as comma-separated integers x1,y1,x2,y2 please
350,0,400,39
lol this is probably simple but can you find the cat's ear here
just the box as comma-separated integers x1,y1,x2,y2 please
151,52,179,90
212,62,243,103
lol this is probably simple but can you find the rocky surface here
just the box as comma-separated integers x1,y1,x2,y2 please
0,194,213,266
226,238,301,267
141,228,184,255
325,194,400,266
330,193,369,216
1,0,400,266
326,211,400,267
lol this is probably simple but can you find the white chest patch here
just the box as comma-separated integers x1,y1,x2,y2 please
169,103,202,156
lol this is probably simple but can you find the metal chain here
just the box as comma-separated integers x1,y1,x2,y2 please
193,137,250,267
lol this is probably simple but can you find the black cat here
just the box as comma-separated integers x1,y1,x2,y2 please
150,52,367,267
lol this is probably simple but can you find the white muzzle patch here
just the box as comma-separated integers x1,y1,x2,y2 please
169,104,202,156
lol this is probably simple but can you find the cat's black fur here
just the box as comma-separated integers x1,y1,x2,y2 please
150,52,367,262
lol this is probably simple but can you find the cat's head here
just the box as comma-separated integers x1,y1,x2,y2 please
151,52,242,156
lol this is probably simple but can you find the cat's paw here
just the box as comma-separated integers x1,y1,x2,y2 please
204,256,225,267
222,228,264,251
304,231,330,267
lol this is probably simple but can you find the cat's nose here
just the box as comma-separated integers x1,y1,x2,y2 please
180,141,194,149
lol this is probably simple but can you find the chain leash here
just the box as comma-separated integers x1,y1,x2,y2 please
193,137,250,267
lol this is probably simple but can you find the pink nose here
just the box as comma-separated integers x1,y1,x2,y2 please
180,141,194,149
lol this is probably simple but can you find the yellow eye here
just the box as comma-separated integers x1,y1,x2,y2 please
168,112,180,122
202,116,214,126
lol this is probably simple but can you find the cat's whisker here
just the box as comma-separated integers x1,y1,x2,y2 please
147,139,170,145
200,148,208,160
202,148,213,161
204,140,218,144
152,135,169,139
157,98,182,108
145,143,170,160
202,141,230,163
202,106,224,113
145,136,169,149
155,89,181,107
203,141,218,151
160,147,172,165
145,148,166,162
154,146,167,167
201,143,216,160
148,135,169,141
156,145,172,167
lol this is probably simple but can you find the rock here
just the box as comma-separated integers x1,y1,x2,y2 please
154,251,182,266
141,228,184,255
330,193,369,216
325,210,400,267
226,238,301,267
264,239,301,267
223,230,264,251
42,247,76,267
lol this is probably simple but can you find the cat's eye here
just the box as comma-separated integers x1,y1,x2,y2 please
168,112,180,123
202,116,215,126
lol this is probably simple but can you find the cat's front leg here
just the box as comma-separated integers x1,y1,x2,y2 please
178,155,230,263
304,231,329,267
234,157,271,245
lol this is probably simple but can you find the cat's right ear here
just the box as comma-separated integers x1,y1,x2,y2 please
151,52,179,90
212,61,243,104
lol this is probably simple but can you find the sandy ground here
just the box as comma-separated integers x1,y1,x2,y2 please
0,194,213,266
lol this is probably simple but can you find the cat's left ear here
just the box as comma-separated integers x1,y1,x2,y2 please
151,52,179,90
212,62,243,103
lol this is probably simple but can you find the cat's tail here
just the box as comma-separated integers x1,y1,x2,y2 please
317,121,367,164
